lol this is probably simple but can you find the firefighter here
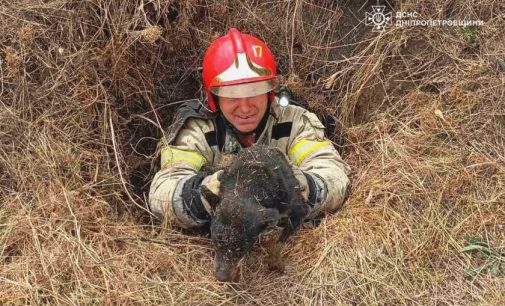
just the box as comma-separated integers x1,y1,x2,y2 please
149,28,351,228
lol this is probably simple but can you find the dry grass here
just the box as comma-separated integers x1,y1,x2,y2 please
1,0,504,305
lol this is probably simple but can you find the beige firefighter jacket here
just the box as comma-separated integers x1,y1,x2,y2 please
149,100,351,228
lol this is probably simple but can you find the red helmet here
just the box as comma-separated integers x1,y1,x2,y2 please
202,28,277,112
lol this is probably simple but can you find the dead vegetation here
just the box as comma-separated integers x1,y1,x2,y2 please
1,0,504,304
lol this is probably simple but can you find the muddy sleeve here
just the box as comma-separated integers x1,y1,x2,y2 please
288,111,351,217
148,118,213,228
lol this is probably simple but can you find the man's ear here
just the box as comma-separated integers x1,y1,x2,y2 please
200,185,221,213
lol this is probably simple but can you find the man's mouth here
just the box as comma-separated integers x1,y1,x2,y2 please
235,114,256,121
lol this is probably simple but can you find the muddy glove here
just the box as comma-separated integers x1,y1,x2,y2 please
292,166,327,208
199,170,224,215
180,170,223,223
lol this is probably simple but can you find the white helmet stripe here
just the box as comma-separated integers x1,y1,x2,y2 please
211,80,275,98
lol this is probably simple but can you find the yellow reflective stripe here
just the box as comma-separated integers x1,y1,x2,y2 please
289,139,332,166
161,147,206,170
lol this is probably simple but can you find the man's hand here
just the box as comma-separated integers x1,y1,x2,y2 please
199,170,224,215
292,165,328,210
291,166,310,202
293,166,330,212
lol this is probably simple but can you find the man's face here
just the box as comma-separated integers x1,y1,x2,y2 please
218,94,268,133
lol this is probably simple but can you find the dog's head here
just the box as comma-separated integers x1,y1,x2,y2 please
209,196,280,282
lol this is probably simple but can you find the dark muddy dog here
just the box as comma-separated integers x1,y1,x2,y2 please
201,145,310,282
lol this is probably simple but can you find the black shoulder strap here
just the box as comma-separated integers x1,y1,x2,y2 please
271,122,293,140
166,99,216,144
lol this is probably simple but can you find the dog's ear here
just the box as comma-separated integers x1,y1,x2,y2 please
200,185,221,213
277,202,309,243
255,208,281,233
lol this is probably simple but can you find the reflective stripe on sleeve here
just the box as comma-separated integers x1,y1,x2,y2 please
161,147,206,170
289,139,333,166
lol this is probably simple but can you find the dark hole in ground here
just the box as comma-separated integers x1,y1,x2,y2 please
124,75,202,223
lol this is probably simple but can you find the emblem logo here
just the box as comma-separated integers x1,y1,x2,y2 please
365,6,392,32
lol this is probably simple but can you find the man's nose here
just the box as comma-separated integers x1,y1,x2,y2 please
237,98,252,113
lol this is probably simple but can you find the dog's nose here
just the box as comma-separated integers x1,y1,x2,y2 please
214,270,232,282
214,266,238,282
214,261,239,282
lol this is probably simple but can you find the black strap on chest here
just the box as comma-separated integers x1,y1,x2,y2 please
271,122,293,140
204,116,226,151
